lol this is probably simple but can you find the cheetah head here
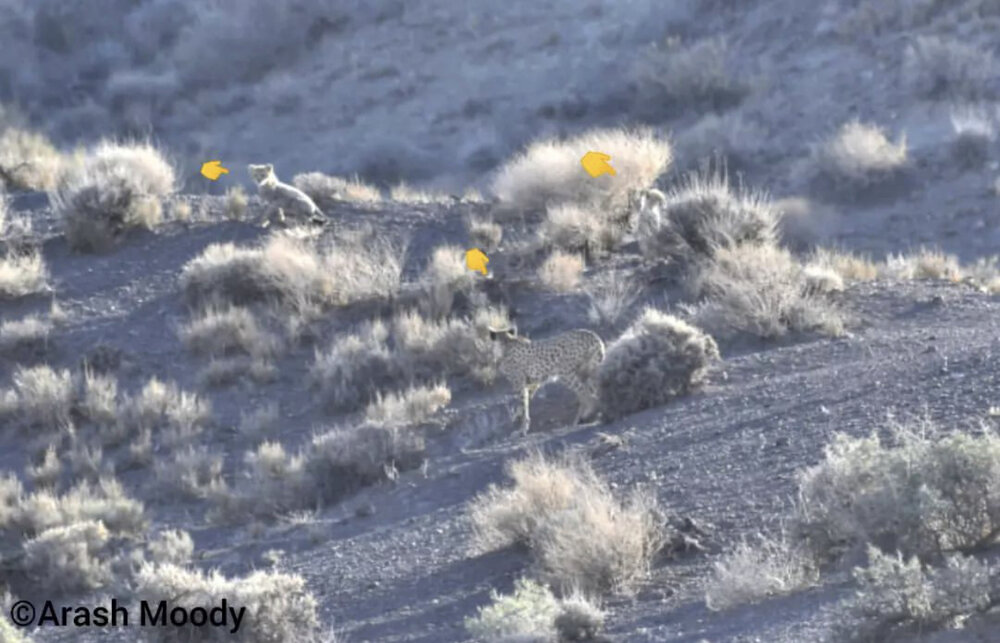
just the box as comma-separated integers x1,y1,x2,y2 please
248,163,275,184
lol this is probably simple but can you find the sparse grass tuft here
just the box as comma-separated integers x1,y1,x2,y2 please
470,452,665,594
599,309,719,420
0,314,51,355
389,183,452,204
811,120,908,190
882,247,961,281
807,247,880,282
537,251,584,292
0,252,49,299
52,140,175,252
224,185,249,221
492,127,672,212
542,203,623,260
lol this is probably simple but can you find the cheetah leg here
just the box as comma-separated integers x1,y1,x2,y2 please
564,373,600,425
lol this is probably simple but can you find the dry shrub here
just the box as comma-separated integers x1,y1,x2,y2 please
537,251,584,292
705,532,819,610
154,447,224,499
364,383,451,427
811,120,908,189
882,247,961,281
904,35,997,101
392,306,509,384
309,320,402,413
541,203,623,259
0,314,51,355
467,217,503,253
224,184,248,221
633,36,749,113
0,127,67,191
52,140,175,252
292,171,381,203
470,452,664,594
464,577,605,643
690,243,845,339
422,244,478,317
640,168,780,264
5,364,74,431
949,105,996,168
180,305,280,358
135,562,321,643
22,520,113,593
598,309,719,420
492,127,672,212
807,247,880,282
586,269,642,333
793,421,1000,562
180,232,400,316
0,252,49,299
829,546,995,643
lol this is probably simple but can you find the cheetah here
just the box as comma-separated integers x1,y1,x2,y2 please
248,164,328,228
488,325,605,433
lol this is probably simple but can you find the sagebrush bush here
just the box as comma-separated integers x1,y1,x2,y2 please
598,309,719,420
423,245,477,317
492,127,672,212
52,140,175,252
135,562,321,643
586,270,642,333
0,314,51,355
467,217,503,253
705,532,819,610
537,251,584,292
828,546,995,643
364,383,451,427
392,306,509,384
469,452,665,594
904,35,997,100
180,233,400,318
640,169,780,264
180,305,280,358
689,243,846,339
793,422,1000,563
811,120,908,190
309,320,402,413
633,36,748,113
5,364,74,430
23,520,113,593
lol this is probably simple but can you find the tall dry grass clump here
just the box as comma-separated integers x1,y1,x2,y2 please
51,140,176,252
598,309,719,420
470,452,665,594
0,125,68,191
492,127,672,212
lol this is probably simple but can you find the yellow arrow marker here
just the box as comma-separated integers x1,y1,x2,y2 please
580,151,616,178
465,248,489,276
200,160,230,181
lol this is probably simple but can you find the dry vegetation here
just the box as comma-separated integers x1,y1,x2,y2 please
469,452,665,595
51,140,176,252
492,127,672,212
293,171,382,204
903,35,997,101
632,36,749,114
810,120,908,190
707,419,1000,640
537,250,584,292
599,309,719,420
0,121,68,192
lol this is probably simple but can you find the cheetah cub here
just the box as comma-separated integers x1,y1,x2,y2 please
248,164,327,228
488,325,605,433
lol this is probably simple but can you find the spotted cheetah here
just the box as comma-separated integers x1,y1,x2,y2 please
248,163,327,228
488,325,605,433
